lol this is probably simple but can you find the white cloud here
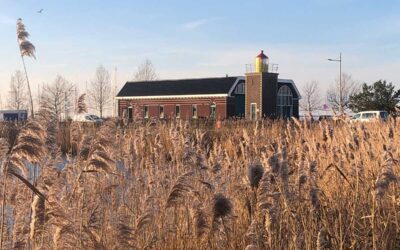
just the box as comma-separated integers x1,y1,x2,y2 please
181,17,222,31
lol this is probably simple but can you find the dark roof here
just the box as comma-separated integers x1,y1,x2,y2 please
256,50,268,59
117,77,241,97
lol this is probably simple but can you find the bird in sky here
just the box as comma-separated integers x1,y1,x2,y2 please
37,9,44,14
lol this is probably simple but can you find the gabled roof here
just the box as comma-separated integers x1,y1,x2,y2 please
117,76,243,98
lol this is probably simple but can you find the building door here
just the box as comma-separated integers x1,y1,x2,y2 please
250,103,257,120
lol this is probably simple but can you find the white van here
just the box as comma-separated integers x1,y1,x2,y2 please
351,111,389,122
72,113,103,124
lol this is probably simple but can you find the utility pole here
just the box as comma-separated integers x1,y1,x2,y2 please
328,52,342,114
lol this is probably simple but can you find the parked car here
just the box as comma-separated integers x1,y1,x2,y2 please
318,115,333,121
351,111,389,122
72,113,103,124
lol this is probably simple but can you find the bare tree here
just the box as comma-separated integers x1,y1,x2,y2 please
89,65,111,118
133,59,158,81
8,70,28,110
300,81,321,117
41,75,74,120
326,73,358,113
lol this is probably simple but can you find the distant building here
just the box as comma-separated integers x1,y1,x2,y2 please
116,51,300,120
0,110,28,121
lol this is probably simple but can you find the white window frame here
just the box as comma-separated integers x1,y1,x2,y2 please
127,106,133,120
175,105,180,118
144,105,149,118
250,103,257,121
159,105,164,119
210,103,217,119
192,104,198,119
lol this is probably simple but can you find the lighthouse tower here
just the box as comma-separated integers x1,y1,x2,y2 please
245,50,278,120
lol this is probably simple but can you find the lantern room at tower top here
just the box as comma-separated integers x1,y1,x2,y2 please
255,50,269,73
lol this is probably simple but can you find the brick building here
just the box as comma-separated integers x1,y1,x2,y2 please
116,51,300,120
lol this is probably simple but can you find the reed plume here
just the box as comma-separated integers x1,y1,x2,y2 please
77,94,87,114
247,163,264,189
375,152,397,198
16,18,35,118
212,193,232,219
0,139,9,160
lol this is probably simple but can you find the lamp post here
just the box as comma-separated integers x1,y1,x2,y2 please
328,52,342,114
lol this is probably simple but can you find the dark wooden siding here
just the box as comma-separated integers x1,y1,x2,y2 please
261,73,278,118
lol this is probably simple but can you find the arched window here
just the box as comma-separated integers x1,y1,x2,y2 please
277,85,293,118
234,82,245,94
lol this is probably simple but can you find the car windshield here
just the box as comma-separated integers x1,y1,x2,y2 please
352,113,361,119
380,111,388,118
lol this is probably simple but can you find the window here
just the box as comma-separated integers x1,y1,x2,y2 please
128,106,133,120
352,113,361,119
122,108,128,119
250,103,257,120
380,111,388,119
144,105,149,118
192,104,198,119
277,85,293,118
362,113,376,119
159,105,164,118
175,105,180,118
234,82,245,94
210,103,216,119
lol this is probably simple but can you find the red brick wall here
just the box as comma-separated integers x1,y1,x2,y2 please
245,73,262,120
118,97,228,120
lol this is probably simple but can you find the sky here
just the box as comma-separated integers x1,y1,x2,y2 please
1,0,400,105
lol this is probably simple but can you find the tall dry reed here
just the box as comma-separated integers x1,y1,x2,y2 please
0,118,398,249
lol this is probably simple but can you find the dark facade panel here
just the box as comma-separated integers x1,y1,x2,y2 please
261,73,278,118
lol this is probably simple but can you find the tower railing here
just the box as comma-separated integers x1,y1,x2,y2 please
245,63,279,73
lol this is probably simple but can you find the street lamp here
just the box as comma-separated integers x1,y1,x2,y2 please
328,52,342,114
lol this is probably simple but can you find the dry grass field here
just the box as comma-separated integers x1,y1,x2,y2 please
0,117,399,249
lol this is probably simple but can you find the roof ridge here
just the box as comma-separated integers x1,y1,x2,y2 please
126,76,240,84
